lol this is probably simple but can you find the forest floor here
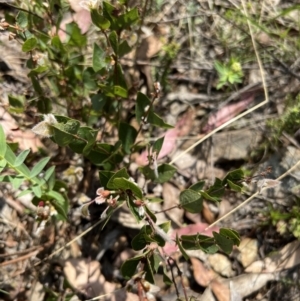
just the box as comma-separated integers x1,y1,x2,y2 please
1,1,300,301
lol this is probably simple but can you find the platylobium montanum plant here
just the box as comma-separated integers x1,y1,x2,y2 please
0,0,279,300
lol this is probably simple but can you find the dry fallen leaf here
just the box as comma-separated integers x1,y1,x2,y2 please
190,257,218,287
237,238,258,268
208,253,235,278
162,183,184,226
63,258,121,300
136,109,196,166
199,287,217,301
0,107,44,152
202,93,255,133
210,279,230,301
228,273,275,298
202,201,217,224
246,240,300,273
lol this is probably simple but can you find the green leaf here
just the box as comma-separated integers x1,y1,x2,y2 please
82,130,97,156
0,158,7,172
181,234,218,254
126,197,142,223
132,224,166,248
201,178,225,202
222,168,244,186
113,177,143,199
132,227,148,250
102,1,119,30
52,120,80,147
47,190,68,220
121,254,145,279
86,149,113,166
159,221,171,234
37,97,52,114
30,75,43,94
118,40,132,57
118,8,139,28
200,190,220,202
214,60,226,74
107,168,130,189
65,22,87,47
28,65,49,77
12,176,24,190
155,163,176,183
4,146,31,178
163,267,173,285
44,166,56,190
69,126,97,154
17,11,28,28
99,170,115,188
151,253,161,273
91,93,107,111
213,231,234,254
140,163,176,183
180,189,203,213
32,184,42,198
115,64,128,90
118,122,137,154
140,165,161,183
8,95,24,110
30,157,50,178
145,256,155,284
189,181,205,192
136,92,151,124
148,111,173,129
109,31,118,55
91,9,110,30
0,125,7,156
22,37,37,52
152,136,164,156
93,43,107,72
144,205,157,223
14,149,30,167
114,86,128,98
227,179,243,192
51,35,65,52
219,228,240,246
176,235,189,261
17,189,32,198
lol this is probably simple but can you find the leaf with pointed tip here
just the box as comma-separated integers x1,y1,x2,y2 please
14,149,30,167
180,189,203,213
30,157,50,178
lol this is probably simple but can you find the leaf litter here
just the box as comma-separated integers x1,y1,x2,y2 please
1,0,300,300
